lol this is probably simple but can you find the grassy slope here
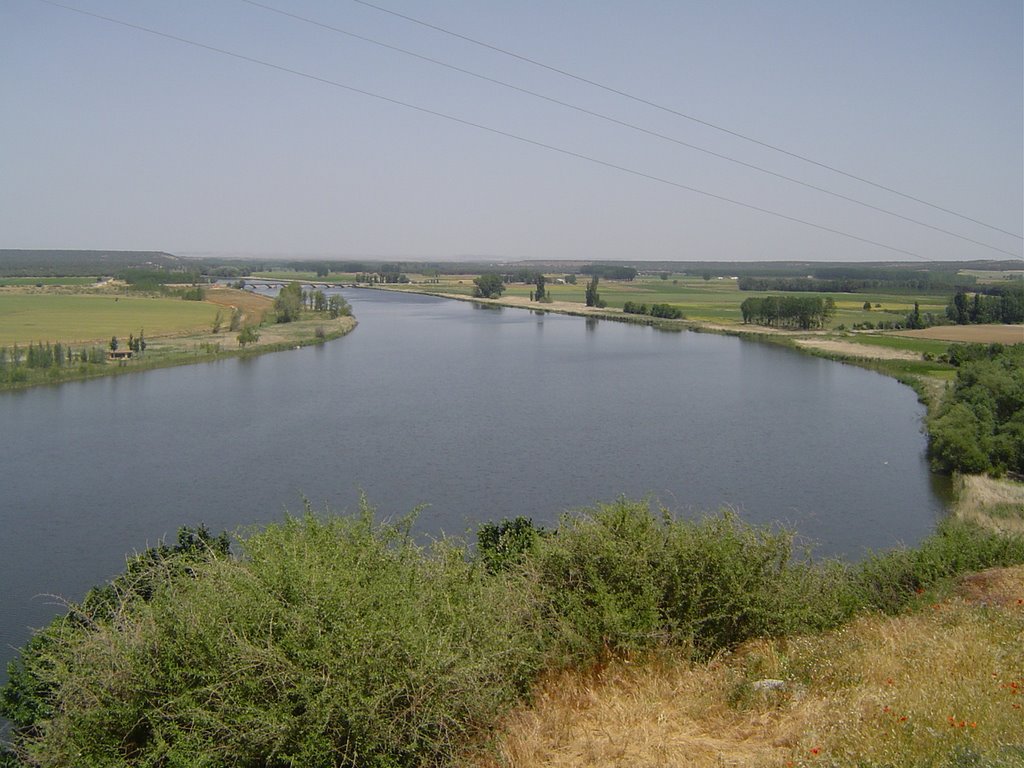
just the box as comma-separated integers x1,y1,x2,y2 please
955,475,1024,536
481,568,1024,768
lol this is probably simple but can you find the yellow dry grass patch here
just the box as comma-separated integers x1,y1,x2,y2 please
482,660,801,768
480,569,1024,768
954,475,1024,535
204,285,273,326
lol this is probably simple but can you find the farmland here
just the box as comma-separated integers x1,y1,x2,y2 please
384,273,951,328
0,291,218,346
895,325,1024,344
0,283,354,390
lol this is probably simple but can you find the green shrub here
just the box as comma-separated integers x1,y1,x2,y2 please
529,500,667,661
853,517,1024,614
4,507,542,768
656,510,851,655
527,500,858,663
476,516,544,573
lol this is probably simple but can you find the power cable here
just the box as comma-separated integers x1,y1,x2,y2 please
353,0,1023,242
240,0,1019,259
32,0,946,260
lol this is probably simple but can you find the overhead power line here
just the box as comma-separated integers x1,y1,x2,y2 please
353,0,1023,242
240,0,1019,259
33,0,958,260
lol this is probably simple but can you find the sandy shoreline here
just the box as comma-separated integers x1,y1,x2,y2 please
793,338,922,360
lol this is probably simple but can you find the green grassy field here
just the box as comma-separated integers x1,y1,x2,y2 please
0,292,218,346
958,268,1024,284
0,286,354,391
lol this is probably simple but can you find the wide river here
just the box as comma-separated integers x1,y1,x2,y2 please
0,288,949,682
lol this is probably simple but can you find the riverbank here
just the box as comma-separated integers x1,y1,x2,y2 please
478,564,1024,768
0,311,356,392
5,501,1022,767
383,284,1024,531
0,284,358,392
378,286,957,408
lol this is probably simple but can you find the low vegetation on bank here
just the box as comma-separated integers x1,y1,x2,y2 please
0,284,354,391
489,567,1024,767
3,500,1023,767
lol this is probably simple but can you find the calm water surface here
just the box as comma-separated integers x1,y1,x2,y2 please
0,289,949,680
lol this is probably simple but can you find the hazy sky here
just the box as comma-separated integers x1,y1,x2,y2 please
2,0,1022,262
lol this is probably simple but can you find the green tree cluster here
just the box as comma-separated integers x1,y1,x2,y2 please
584,275,604,307
20,342,65,369
274,282,304,323
623,301,683,319
928,343,1024,475
236,325,260,347
472,273,505,299
946,285,1024,325
327,294,350,318
0,336,138,386
740,296,835,329
533,274,546,302
178,285,205,302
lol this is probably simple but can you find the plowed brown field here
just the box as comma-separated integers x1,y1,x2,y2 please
894,324,1023,343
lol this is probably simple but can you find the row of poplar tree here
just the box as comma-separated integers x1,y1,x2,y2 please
0,331,146,371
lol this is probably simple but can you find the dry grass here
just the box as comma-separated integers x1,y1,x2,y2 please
479,659,801,768
203,285,273,325
894,325,1024,344
954,475,1024,535
478,569,1024,768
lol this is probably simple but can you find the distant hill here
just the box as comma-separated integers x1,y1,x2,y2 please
0,249,188,277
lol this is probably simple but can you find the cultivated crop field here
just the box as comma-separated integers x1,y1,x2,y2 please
0,291,218,346
895,325,1024,344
